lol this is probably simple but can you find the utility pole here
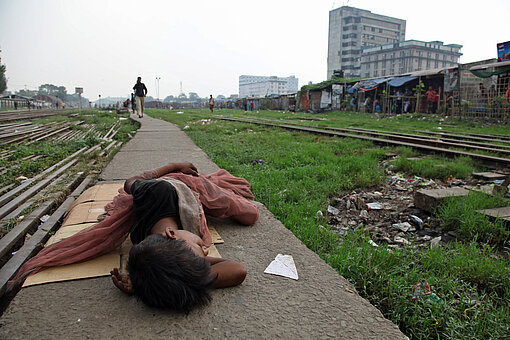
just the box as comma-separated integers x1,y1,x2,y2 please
156,77,161,107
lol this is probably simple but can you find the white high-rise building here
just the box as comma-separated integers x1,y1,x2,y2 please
328,6,406,79
239,75,298,98
360,40,462,78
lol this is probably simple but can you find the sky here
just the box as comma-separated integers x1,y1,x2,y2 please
0,0,509,101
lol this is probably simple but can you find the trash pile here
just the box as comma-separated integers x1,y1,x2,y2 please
321,165,507,249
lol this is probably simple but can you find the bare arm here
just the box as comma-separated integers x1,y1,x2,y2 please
124,162,198,194
206,257,247,288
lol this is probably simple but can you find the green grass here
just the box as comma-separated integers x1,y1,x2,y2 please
390,155,478,180
147,108,510,339
436,191,510,245
0,110,138,188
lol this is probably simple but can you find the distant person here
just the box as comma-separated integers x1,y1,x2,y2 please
131,93,136,114
209,95,215,113
363,96,372,113
133,77,148,118
250,101,254,111
425,86,438,114
403,88,412,113
394,90,402,114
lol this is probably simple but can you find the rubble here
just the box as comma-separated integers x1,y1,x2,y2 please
323,166,509,250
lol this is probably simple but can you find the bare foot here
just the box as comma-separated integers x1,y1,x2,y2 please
111,268,134,295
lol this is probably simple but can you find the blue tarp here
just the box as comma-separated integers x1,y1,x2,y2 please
359,77,393,91
388,76,417,87
346,83,359,94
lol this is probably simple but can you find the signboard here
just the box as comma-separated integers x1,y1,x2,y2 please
75,87,83,94
497,41,510,62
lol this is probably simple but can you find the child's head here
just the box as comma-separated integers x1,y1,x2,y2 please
127,234,215,312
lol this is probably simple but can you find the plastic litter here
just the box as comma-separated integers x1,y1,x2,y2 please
430,236,441,248
493,179,504,185
16,176,28,182
409,215,424,229
366,202,383,210
412,280,442,304
327,205,340,215
394,235,411,244
40,215,50,223
392,222,414,232
368,239,378,247
251,159,266,166
316,210,323,218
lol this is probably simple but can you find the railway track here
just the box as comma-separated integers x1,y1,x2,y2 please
0,109,72,123
216,116,510,167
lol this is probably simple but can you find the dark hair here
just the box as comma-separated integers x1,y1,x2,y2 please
127,234,215,312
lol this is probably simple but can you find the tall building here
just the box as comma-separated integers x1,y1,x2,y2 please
239,75,298,98
360,40,462,78
327,6,406,79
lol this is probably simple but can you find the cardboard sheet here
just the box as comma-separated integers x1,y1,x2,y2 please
61,202,107,226
207,244,221,258
46,223,96,246
209,227,224,244
67,183,123,211
23,252,121,287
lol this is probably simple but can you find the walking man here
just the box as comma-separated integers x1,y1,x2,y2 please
133,77,148,118
209,95,215,113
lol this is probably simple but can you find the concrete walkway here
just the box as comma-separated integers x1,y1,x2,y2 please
0,114,407,339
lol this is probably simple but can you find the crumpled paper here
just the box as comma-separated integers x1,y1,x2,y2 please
264,254,298,280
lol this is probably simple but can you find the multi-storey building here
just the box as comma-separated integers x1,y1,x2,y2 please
360,40,462,78
327,6,406,79
239,75,298,98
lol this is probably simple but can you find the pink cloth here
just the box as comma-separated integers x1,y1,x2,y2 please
12,170,258,281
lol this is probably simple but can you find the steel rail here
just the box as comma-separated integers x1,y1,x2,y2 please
218,117,510,166
341,126,510,150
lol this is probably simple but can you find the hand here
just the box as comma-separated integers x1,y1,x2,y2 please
178,162,199,176
111,268,134,295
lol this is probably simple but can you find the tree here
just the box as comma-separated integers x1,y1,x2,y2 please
178,93,187,100
16,89,38,97
216,94,226,99
188,92,200,101
163,95,175,102
0,63,7,94
38,84,67,101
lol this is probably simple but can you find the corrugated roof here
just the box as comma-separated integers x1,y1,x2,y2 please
470,59,510,70
410,67,451,77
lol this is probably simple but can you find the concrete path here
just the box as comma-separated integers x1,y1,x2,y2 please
0,114,407,339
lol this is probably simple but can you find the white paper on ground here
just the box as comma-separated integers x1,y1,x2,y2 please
264,254,298,280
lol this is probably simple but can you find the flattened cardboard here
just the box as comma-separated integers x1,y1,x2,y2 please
23,252,120,287
207,244,221,258
66,183,122,213
208,227,224,244
46,223,96,246
61,202,107,226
